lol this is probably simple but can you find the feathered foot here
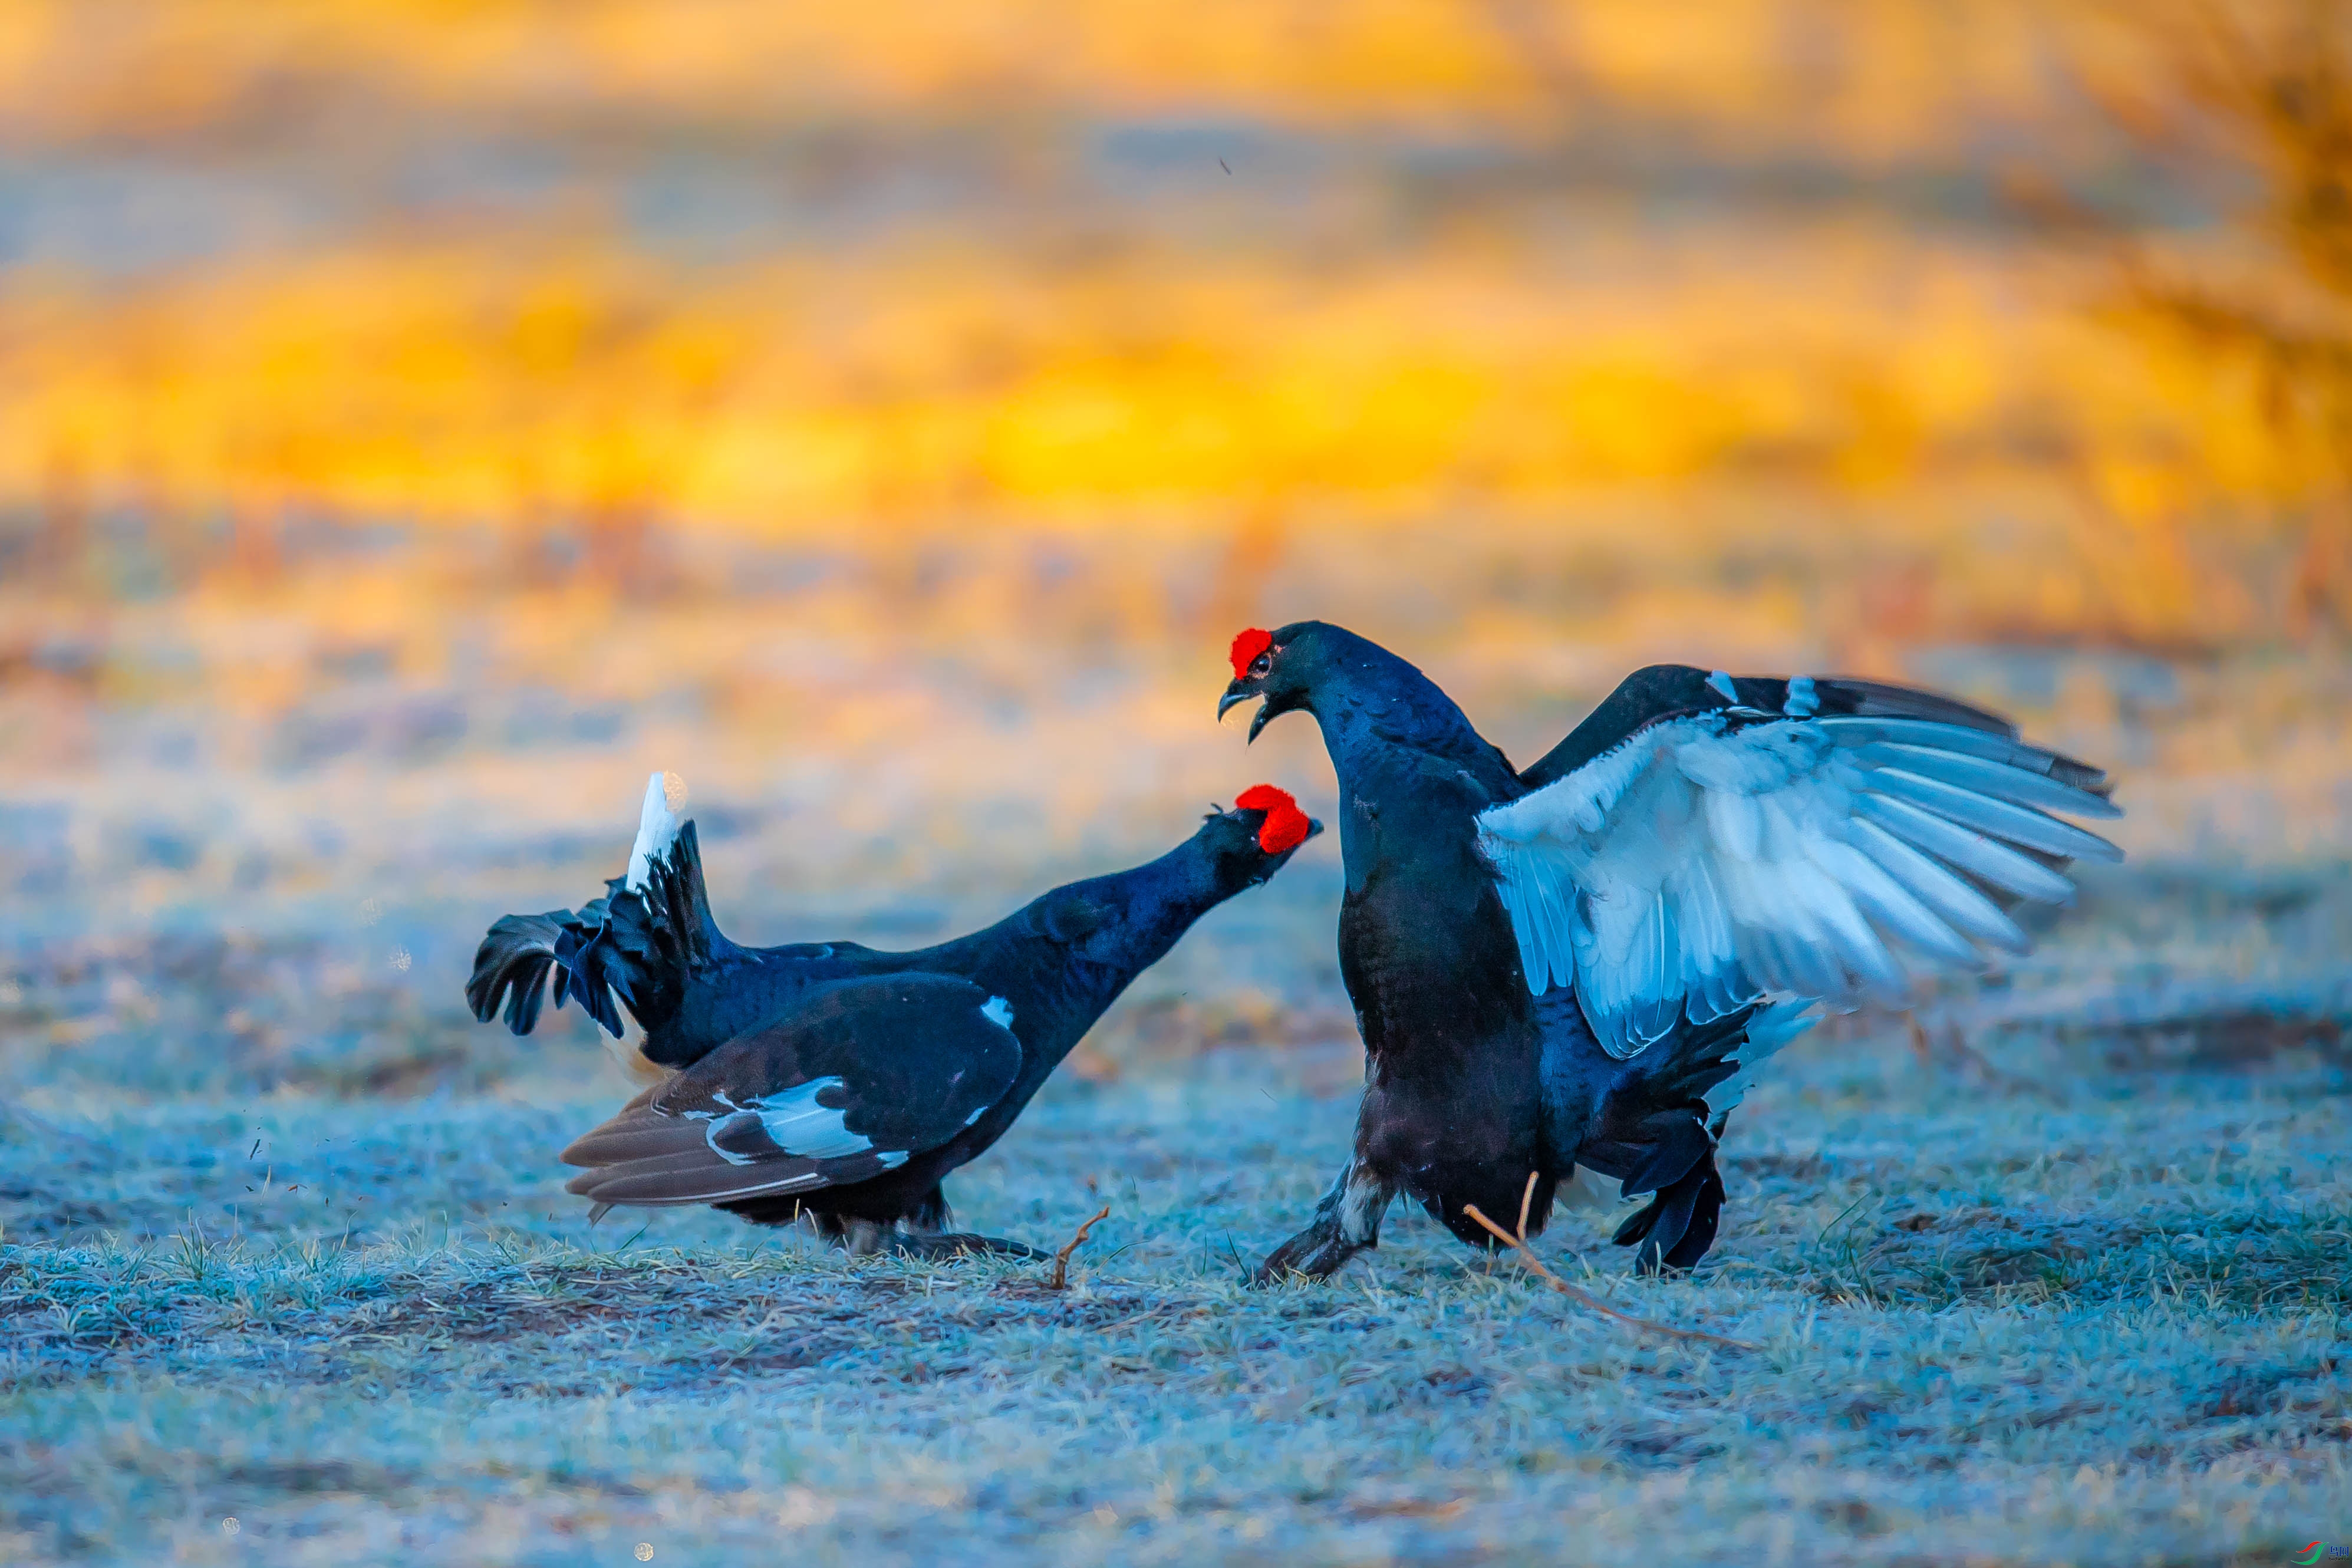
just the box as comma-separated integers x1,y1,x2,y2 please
889,1231,1044,1261
1251,1157,1395,1285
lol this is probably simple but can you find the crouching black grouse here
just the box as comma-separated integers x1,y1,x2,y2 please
467,775,1319,1255
1217,622,2122,1280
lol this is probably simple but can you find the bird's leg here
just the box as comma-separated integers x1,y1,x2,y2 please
910,1182,953,1234
1251,1156,1395,1285
841,1218,888,1256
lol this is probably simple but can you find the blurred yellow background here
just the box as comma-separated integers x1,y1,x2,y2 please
1,0,2347,996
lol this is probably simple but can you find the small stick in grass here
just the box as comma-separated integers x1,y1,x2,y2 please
1462,1174,1757,1354
1046,1205,1112,1290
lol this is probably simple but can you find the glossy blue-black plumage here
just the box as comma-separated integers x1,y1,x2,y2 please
469,801,1315,1243
1226,622,1787,1279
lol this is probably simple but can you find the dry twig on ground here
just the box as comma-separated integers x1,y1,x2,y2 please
1461,1175,1757,1353
1046,1205,1112,1290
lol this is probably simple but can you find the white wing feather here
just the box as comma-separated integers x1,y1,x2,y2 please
1478,709,2121,1059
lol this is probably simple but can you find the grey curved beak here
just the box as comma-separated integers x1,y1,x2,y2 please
1217,682,1251,722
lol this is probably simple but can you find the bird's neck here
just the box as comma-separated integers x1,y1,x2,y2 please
1282,647,1516,901
1076,838,1236,973
968,838,1239,1062
1306,658,1513,807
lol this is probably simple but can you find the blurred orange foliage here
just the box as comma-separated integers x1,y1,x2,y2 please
0,0,2337,656
0,235,2188,525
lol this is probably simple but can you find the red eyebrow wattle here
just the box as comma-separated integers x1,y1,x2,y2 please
1228,628,1274,680
1234,783,1311,853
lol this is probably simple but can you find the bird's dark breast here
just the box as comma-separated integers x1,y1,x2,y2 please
1338,842,1546,1231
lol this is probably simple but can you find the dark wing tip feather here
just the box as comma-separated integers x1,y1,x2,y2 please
1814,676,2017,737
563,1139,833,1208
1819,674,2115,799
559,1102,693,1167
2050,753,2114,799
560,1079,850,1213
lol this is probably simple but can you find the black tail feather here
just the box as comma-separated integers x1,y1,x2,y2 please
1613,1151,1724,1274
1646,1005,1753,1114
565,818,716,1035
1586,1003,1761,1273
465,913,572,1037
1619,1113,1713,1198
463,819,722,1040
1661,1166,1724,1270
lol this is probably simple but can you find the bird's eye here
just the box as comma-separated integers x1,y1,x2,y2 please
1249,652,1273,678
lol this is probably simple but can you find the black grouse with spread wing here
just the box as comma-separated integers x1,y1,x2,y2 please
1217,623,2121,1280
467,776,1318,1255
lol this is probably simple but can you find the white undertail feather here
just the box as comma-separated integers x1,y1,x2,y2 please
1556,1165,1623,1211
1478,701,2122,1062
624,770,687,892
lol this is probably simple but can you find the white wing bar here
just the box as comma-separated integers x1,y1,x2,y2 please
1477,710,2120,1059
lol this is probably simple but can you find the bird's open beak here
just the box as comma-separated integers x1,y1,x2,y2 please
1220,680,1282,743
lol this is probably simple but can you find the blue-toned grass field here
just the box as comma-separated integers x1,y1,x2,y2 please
3,613,2348,1567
